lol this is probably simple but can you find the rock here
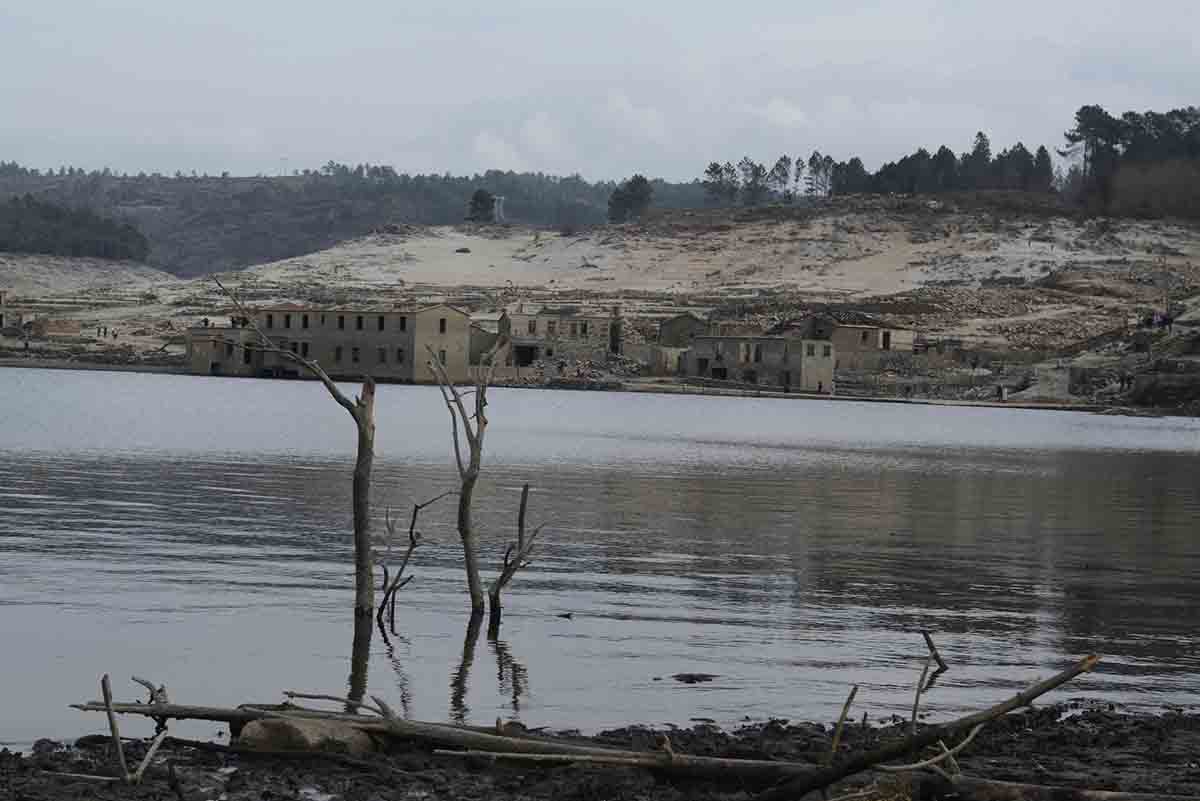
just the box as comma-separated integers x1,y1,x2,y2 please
238,718,377,756
672,672,719,684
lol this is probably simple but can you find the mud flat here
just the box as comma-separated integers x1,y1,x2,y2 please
5,706,1199,801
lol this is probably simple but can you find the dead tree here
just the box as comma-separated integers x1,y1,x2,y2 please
376,491,455,633
426,337,508,616
213,278,376,618
487,483,545,634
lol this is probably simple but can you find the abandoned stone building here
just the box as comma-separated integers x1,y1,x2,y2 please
657,311,709,347
684,335,836,393
0,290,22,331
768,314,915,370
498,303,621,366
186,304,472,383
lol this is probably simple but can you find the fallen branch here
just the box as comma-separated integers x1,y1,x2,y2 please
132,729,170,783
39,771,123,783
876,723,983,773
432,747,820,776
280,691,387,717
754,654,1102,801
100,674,130,782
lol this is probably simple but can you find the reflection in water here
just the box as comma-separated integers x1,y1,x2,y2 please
2,368,1200,745
377,621,414,719
450,614,484,725
488,631,529,717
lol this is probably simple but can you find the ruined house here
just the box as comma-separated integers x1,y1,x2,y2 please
684,335,835,393
498,303,621,366
0,290,34,332
768,314,915,370
657,311,709,347
186,304,473,383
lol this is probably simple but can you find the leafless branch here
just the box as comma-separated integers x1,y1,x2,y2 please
826,685,858,765
911,656,932,743
876,722,984,773
100,674,130,782
488,483,546,629
212,277,360,417
376,490,455,631
283,691,386,717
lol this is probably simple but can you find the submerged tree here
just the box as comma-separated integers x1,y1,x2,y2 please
425,338,508,615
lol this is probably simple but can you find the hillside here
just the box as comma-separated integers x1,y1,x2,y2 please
0,168,706,277
5,194,1199,410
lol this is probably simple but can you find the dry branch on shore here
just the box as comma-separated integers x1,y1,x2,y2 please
70,653,1107,796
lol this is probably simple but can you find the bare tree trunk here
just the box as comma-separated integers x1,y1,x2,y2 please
346,612,372,710
213,278,378,622
488,483,544,635
459,475,485,616
352,380,376,617
426,337,507,616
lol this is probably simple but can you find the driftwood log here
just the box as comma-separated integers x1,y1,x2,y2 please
75,655,1103,791
753,654,1102,801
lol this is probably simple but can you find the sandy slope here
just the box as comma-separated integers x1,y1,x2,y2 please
0,253,178,296
233,214,1200,300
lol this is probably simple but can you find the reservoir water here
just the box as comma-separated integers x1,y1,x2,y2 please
1,367,1198,747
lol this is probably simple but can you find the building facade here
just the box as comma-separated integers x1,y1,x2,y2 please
657,312,709,347
683,335,835,393
498,304,621,366
186,304,472,383
769,315,915,370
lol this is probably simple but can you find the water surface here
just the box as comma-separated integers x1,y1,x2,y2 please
1,367,1198,747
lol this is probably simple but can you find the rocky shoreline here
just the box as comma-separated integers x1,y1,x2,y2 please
4,706,1198,801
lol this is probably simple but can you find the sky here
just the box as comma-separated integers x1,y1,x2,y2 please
1,0,1195,182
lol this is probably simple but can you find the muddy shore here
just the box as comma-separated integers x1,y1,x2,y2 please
5,706,1198,801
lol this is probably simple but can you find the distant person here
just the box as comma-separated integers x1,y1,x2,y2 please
817,381,824,393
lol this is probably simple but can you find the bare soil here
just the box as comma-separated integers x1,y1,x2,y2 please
5,706,1199,801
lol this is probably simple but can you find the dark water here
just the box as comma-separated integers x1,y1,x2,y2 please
2,367,1199,748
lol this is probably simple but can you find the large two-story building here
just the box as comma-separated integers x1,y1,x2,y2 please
684,335,835,393
497,303,621,366
186,304,473,383
768,314,915,370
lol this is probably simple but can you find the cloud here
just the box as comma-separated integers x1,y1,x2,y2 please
471,131,527,173
752,98,812,130
1,0,1197,180
605,91,668,145
520,111,572,165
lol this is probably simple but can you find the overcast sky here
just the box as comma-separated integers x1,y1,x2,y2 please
1,1,1195,181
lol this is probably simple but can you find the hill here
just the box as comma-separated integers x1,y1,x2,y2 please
0,165,706,277
0,194,149,261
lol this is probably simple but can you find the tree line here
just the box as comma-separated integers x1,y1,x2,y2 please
0,194,150,261
1061,104,1200,217
699,134,1056,206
